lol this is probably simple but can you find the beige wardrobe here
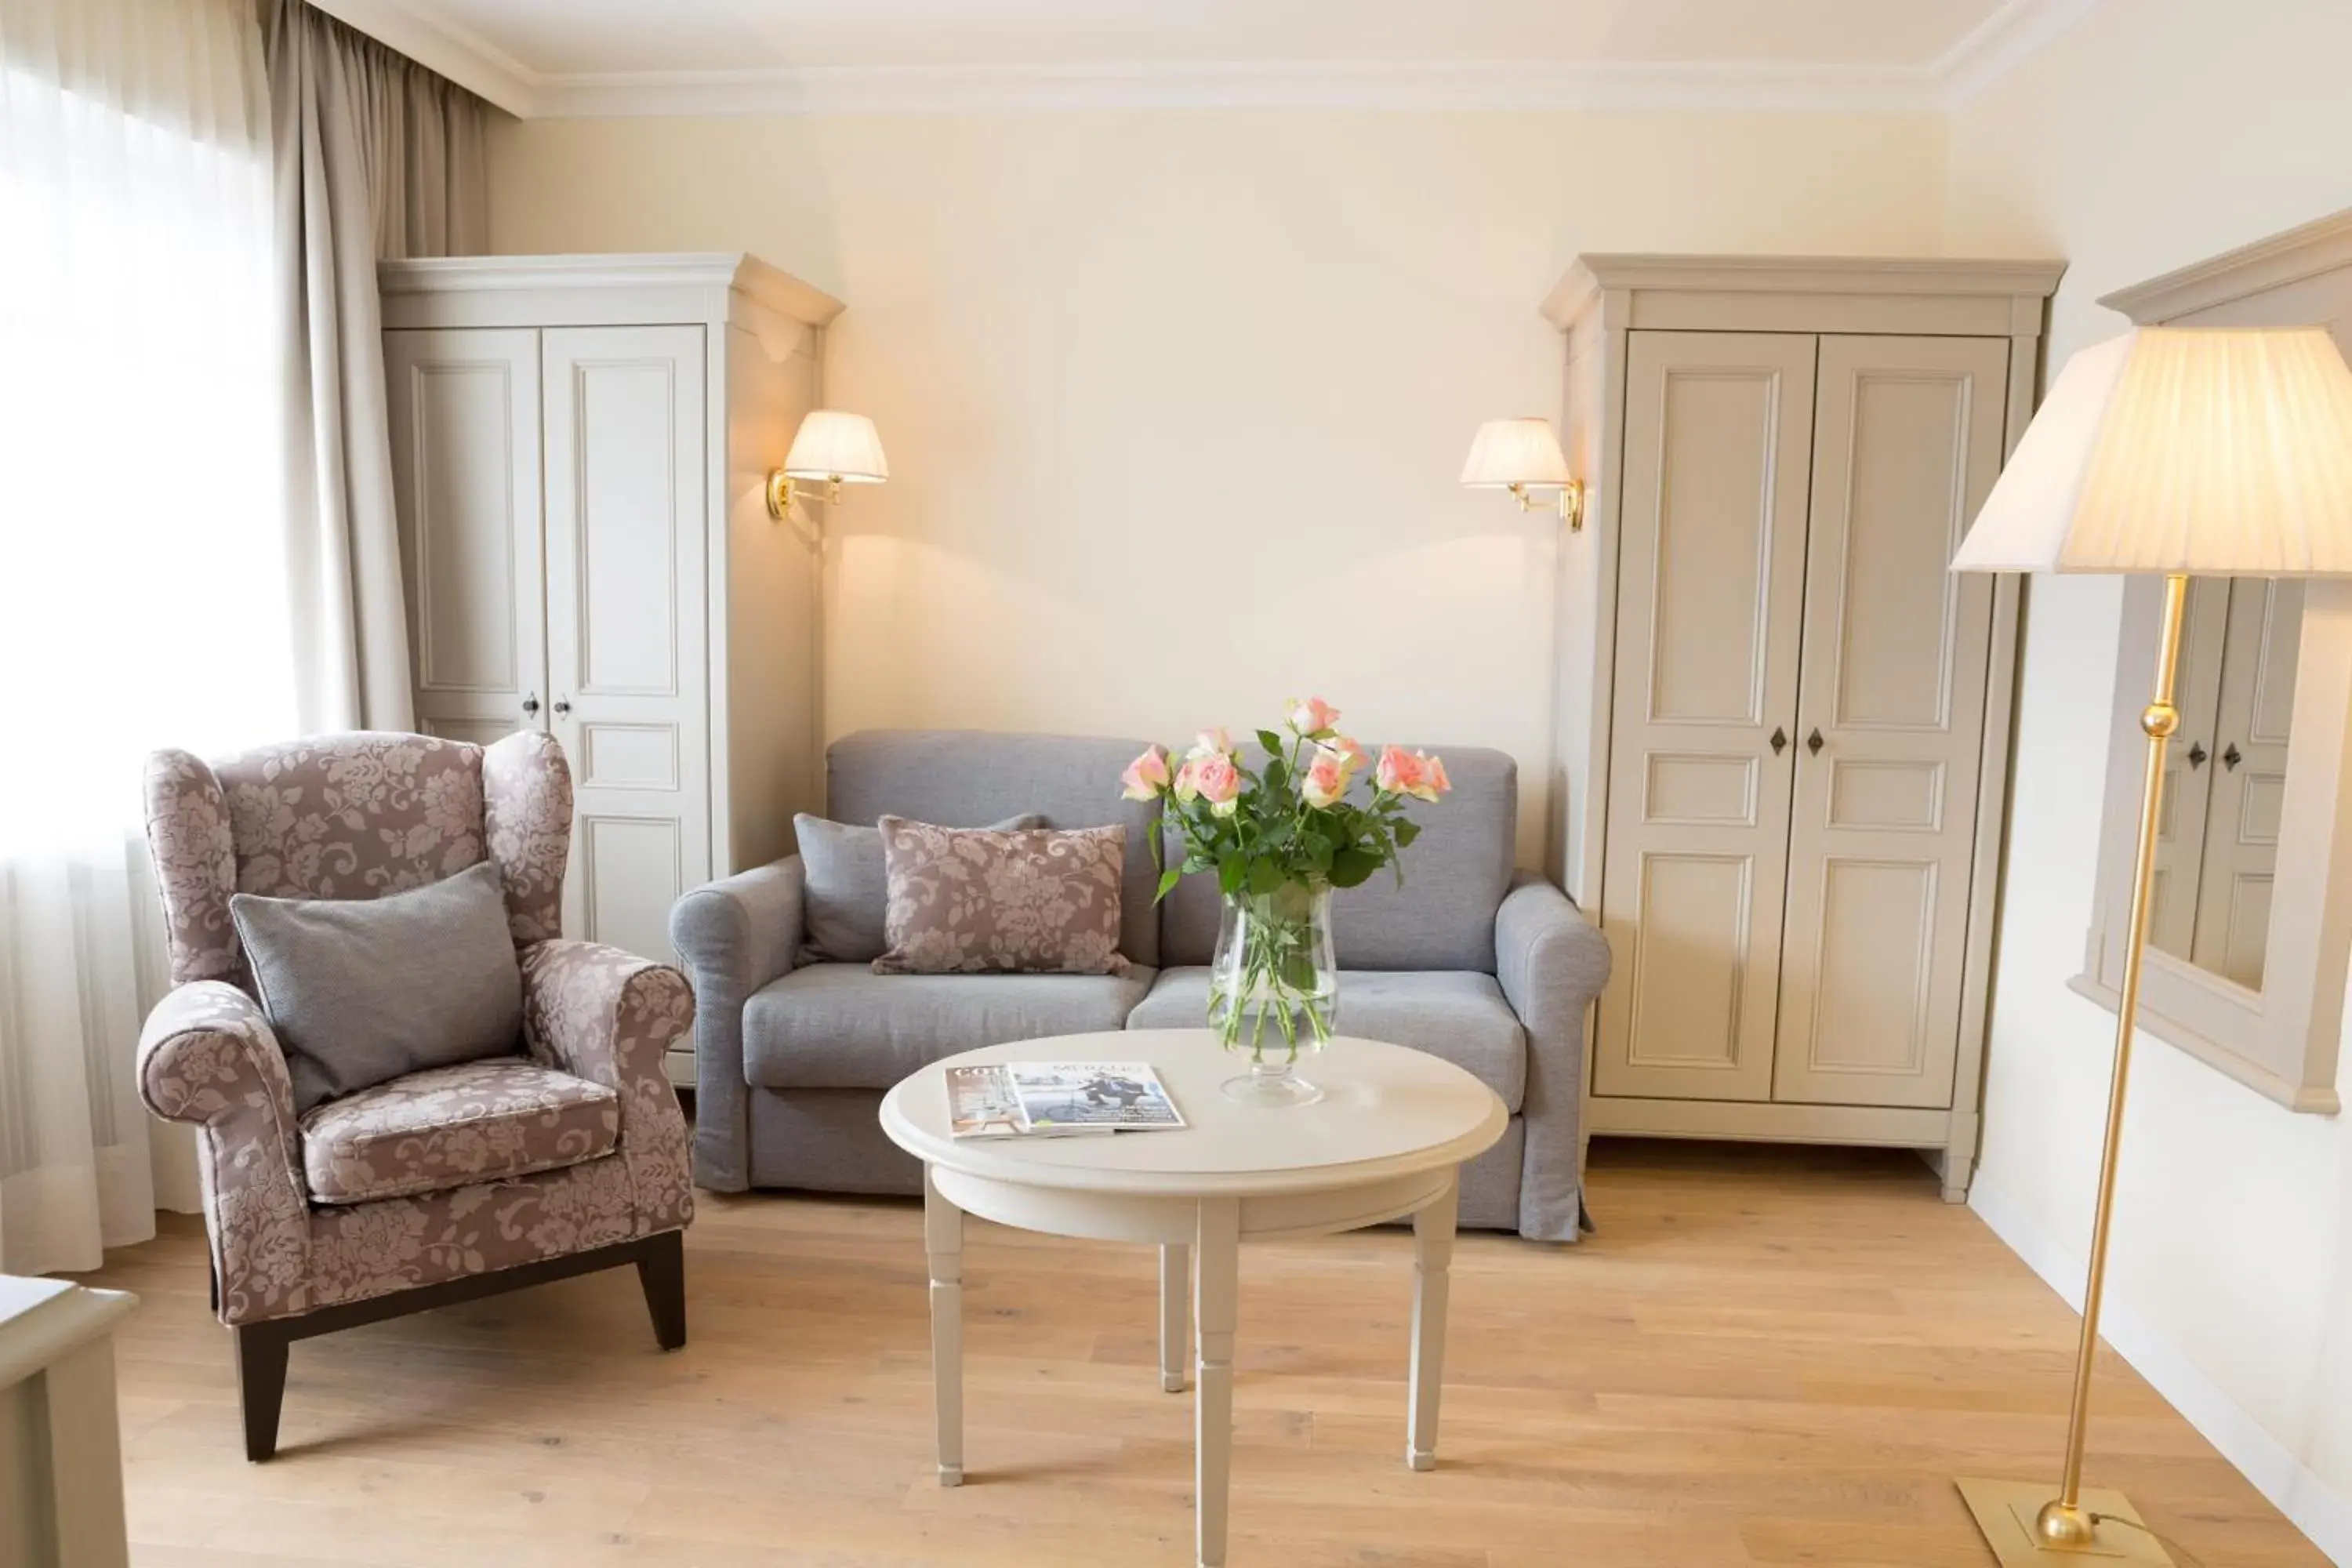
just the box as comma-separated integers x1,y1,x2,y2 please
378,253,840,1083
1545,256,2063,1200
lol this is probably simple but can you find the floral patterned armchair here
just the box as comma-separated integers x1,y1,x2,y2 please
136,731,695,1461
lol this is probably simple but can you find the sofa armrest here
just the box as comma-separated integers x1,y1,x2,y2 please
669,855,806,1192
520,939,696,1233
1494,873,1613,1243
136,982,314,1323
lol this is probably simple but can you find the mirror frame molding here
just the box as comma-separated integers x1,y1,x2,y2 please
2071,209,2352,1114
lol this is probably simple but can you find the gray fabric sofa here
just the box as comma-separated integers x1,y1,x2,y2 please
671,729,1613,1240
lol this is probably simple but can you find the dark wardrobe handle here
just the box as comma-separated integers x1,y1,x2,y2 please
2187,741,2208,769
1769,727,1788,755
521,693,541,717
1806,728,1824,756
2223,742,2243,771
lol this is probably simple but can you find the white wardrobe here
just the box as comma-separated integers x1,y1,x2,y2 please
1544,256,2063,1200
379,253,837,1079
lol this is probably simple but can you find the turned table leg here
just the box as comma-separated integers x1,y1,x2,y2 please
924,1166,964,1486
1160,1243,1190,1393
1407,1172,1460,1473
1193,1200,1240,1567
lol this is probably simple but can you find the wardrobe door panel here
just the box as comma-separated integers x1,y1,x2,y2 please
2189,577,2302,989
1596,332,1818,1102
2148,579,2230,959
542,325,710,961
383,328,546,747
1774,336,2009,1108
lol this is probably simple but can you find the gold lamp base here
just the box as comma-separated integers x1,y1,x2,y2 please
1957,1478,2174,1564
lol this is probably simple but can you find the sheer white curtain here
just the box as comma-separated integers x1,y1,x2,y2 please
0,0,295,1273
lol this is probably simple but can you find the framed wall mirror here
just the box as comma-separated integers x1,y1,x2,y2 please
2072,210,2352,1113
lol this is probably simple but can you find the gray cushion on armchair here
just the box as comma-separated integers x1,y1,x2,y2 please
230,858,524,1111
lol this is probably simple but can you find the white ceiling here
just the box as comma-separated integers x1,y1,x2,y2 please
314,0,2104,118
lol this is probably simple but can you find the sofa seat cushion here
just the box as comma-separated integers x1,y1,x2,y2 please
743,962,1156,1091
1127,967,1526,1112
298,1057,620,1205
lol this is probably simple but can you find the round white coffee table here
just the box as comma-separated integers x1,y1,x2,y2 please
878,1029,1508,1568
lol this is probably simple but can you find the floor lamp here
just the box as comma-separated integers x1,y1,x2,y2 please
1951,325,2352,1564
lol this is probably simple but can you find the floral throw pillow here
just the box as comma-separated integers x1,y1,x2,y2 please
874,817,1130,977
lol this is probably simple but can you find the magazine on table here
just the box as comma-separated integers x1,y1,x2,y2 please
945,1061,1187,1138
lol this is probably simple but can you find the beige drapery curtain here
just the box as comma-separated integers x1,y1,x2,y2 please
263,0,488,732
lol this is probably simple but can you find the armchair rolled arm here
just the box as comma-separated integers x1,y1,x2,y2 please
521,939,696,1232
669,855,805,1192
1494,873,1613,1243
136,983,313,1323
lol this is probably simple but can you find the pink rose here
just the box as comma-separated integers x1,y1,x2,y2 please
1377,746,1450,804
1330,735,1367,768
1191,753,1243,815
1300,749,1348,808
1188,726,1235,760
1120,745,1171,801
1375,744,1423,797
1287,696,1341,736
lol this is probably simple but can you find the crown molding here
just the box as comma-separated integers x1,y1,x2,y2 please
1932,0,2106,106
2099,208,2352,324
380,252,845,324
316,0,2109,122
304,0,543,115
528,59,1940,118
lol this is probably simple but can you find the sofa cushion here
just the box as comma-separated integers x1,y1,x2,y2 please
231,858,525,1113
875,818,1131,977
826,730,1164,967
743,962,1157,1091
1157,746,1516,972
298,1057,619,1205
795,811,1044,964
1127,967,1526,1112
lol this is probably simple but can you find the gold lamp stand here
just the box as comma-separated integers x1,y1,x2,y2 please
1957,573,2187,1566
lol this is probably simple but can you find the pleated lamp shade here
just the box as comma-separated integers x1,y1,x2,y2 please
1460,418,1573,489
1951,327,2352,576
783,410,889,484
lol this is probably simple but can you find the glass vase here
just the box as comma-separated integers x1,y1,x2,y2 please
1207,879,1338,1106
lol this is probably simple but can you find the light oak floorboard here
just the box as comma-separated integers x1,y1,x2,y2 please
74,1140,2317,1567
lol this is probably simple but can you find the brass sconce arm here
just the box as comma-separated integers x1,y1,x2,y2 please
1507,478,1586,532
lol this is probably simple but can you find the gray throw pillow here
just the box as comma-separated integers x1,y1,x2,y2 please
795,811,1042,964
230,859,525,1113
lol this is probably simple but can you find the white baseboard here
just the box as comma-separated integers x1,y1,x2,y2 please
1969,1174,2352,1564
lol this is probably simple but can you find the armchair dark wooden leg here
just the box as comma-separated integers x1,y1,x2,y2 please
637,1230,688,1351
234,1322,292,1462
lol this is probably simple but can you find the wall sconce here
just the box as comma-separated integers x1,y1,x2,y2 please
1461,416,1584,531
767,409,889,524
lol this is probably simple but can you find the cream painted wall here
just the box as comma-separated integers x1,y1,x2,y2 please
488,109,1947,863
1945,0,2352,1556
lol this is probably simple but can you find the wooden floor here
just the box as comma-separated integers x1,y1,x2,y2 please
78,1140,2319,1568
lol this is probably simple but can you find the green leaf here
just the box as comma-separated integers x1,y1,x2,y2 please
1247,858,1285,895
1256,728,1286,757
1330,848,1380,887
1218,853,1246,896
1156,866,1183,903
1395,818,1421,848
